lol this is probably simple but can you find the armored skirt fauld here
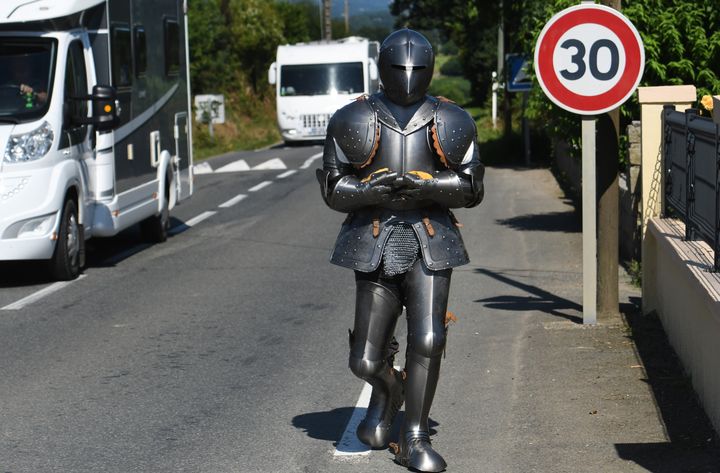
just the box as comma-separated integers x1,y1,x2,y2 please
316,28,484,473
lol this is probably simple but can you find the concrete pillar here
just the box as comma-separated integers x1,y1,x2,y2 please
638,85,696,314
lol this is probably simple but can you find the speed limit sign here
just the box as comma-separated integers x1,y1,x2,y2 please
534,3,644,115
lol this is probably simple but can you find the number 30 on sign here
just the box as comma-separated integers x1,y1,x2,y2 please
534,3,644,115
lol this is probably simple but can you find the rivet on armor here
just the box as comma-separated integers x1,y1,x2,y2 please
423,244,427,248
428,262,433,266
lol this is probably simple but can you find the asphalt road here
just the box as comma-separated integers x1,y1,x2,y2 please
0,144,702,473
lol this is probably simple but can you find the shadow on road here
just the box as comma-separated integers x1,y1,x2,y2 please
0,261,54,287
473,268,582,323
292,409,437,447
615,306,720,472
496,210,581,233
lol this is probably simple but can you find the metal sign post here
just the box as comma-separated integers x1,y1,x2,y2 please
534,3,644,324
582,116,597,325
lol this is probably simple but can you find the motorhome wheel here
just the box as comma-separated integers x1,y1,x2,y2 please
50,198,81,280
140,181,170,243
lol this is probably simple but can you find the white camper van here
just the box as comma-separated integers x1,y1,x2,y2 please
0,0,193,280
268,37,380,143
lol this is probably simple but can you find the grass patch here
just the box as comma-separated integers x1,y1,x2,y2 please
429,76,471,106
192,91,281,161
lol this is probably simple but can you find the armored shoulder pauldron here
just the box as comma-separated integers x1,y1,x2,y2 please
432,101,476,167
327,97,379,168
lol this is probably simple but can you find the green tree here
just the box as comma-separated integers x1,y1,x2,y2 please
227,0,284,94
188,0,237,94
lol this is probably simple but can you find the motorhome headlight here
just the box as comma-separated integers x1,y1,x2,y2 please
2,212,56,240
4,122,54,163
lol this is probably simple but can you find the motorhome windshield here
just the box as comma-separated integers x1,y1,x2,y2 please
280,62,363,97
0,38,56,123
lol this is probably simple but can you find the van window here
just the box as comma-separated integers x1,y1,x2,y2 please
111,24,133,87
0,37,56,123
164,18,180,76
60,41,88,149
280,62,364,96
134,25,147,77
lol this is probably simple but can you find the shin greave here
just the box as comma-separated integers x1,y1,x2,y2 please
349,280,405,447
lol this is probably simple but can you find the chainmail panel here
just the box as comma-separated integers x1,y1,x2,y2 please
381,224,420,277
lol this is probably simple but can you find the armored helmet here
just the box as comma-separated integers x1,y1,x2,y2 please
378,29,435,106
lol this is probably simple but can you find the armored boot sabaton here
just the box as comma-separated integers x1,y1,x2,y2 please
391,350,447,472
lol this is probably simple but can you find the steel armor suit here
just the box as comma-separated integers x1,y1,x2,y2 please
317,29,484,473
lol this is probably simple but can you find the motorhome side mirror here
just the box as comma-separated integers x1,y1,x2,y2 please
268,62,277,85
91,85,119,131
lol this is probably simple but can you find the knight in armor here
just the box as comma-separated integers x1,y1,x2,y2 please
316,29,484,472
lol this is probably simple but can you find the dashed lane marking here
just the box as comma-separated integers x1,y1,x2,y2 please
169,210,218,236
1,150,314,308
300,152,323,169
1,275,87,310
218,193,248,208
248,181,272,192
185,210,218,226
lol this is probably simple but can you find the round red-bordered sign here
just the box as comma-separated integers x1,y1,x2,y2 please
534,4,644,115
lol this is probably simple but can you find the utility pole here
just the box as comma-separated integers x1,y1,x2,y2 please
499,0,511,136
323,0,332,41
344,0,349,36
597,0,621,320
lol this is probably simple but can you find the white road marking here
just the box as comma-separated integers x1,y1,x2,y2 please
184,210,218,226
215,159,250,173
334,381,373,457
218,193,247,208
300,152,323,169
170,210,219,235
193,162,213,174
252,158,286,170
276,170,297,179
2,275,87,310
248,181,272,192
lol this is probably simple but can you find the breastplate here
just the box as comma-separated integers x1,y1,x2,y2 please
356,96,443,210
358,125,440,179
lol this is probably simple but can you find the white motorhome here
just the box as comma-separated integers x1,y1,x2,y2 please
268,37,380,143
0,0,193,280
